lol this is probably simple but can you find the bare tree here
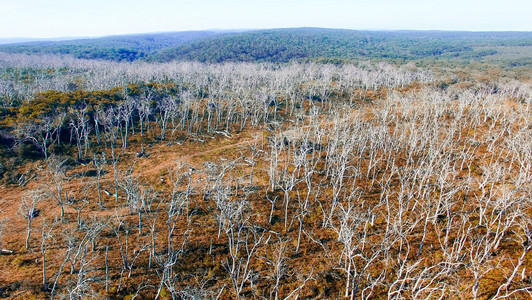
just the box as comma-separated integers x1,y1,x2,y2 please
20,189,44,250
92,152,107,208
40,216,57,292
14,114,63,159
44,155,68,222
68,105,92,161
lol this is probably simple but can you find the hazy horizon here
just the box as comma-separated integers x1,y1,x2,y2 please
1,27,531,45
1,0,531,39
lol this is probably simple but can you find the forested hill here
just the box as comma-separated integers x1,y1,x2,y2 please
0,31,230,61
152,28,532,64
1,28,532,65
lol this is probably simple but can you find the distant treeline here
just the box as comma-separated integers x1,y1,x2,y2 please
152,29,532,64
1,28,532,65
0,31,226,62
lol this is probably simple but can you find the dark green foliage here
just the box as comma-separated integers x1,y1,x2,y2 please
0,31,229,61
2,28,531,65
151,28,532,63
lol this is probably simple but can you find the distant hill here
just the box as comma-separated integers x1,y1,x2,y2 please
150,28,532,64
0,31,231,61
1,28,531,65
0,37,91,45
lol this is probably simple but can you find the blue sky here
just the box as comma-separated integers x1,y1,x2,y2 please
0,0,531,38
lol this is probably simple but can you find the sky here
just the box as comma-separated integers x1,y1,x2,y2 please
0,0,531,38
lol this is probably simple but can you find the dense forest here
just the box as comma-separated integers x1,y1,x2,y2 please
151,29,532,65
0,29,531,299
0,31,231,62
2,28,532,66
